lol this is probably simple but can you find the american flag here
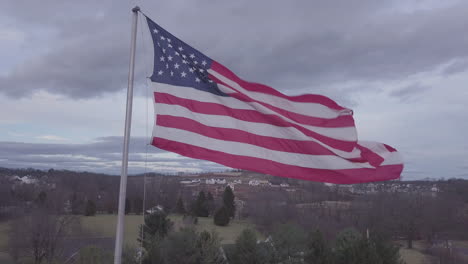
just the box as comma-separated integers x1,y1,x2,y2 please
145,17,403,184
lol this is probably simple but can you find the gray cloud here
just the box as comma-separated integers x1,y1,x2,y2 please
389,83,430,101
0,137,226,174
1,0,468,99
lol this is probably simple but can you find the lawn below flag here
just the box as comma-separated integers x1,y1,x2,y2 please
144,16,403,184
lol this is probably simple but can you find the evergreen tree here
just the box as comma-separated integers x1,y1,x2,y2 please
133,197,143,215
305,230,332,264
232,229,261,264
222,186,236,218
214,207,230,226
160,228,200,264
176,197,186,215
271,223,307,263
195,191,209,217
36,191,47,206
139,210,173,249
334,228,380,264
125,198,131,215
197,231,226,264
206,192,215,215
84,200,96,216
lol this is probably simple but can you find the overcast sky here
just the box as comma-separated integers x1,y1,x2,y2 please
1,0,467,180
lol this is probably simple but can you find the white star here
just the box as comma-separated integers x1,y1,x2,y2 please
170,71,174,76
160,36,165,40
178,46,184,51
160,56,165,62
189,68,195,73
195,77,201,82
182,54,187,59
208,80,213,83
158,70,163,75
167,55,173,61
199,68,204,73
182,60,188,64
168,43,173,48
157,42,160,47
167,38,171,43
201,60,207,66
181,71,187,77
194,61,198,65
166,63,169,69
174,63,180,69
175,52,180,56
153,29,159,34
189,54,195,59
162,48,166,54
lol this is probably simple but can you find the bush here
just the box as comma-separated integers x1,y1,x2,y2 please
214,207,230,226
78,246,112,264
84,200,96,216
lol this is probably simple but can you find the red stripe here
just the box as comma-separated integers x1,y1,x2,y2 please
152,137,403,184
155,91,353,128
211,61,348,111
208,73,355,129
155,92,356,152
157,115,338,156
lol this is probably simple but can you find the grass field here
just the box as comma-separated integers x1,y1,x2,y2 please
0,222,13,264
397,240,433,264
80,214,256,247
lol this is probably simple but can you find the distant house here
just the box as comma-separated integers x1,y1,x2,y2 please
215,179,226,184
248,179,269,186
206,179,216,184
146,205,164,214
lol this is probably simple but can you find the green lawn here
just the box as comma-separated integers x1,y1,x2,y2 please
80,214,144,247
396,240,433,264
0,222,13,264
169,215,259,244
80,214,256,247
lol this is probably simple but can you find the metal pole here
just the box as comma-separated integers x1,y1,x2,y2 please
114,6,140,264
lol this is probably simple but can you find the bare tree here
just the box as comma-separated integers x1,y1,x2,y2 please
9,207,78,264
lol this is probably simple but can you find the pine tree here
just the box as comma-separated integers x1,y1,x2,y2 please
305,230,332,264
206,192,215,215
222,186,235,218
197,231,226,264
214,207,230,226
125,198,131,215
195,191,209,217
139,210,173,249
84,200,96,216
232,229,261,264
175,197,186,215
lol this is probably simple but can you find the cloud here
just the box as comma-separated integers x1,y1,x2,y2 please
1,1,468,99
0,136,226,174
389,83,430,101
35,135,68,141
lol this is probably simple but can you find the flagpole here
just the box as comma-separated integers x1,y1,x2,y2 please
114,6,140,264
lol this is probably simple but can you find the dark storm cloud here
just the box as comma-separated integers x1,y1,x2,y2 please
0,137,225,174
1,0,468,98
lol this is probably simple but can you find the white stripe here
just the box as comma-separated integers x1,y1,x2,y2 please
209,69,350,119
358,141,403,166
152,82,357,141
154,102,362,159
154,126,374,170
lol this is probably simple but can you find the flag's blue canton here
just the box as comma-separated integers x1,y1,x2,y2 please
146,18,226,96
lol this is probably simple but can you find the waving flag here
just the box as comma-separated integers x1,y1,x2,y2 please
145,16,403,184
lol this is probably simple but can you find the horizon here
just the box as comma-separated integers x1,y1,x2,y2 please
1,1,468,181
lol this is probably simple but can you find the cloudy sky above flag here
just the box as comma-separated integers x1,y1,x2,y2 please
0,0,467,180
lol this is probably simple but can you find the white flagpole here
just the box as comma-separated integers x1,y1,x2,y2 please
114,6,140,264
